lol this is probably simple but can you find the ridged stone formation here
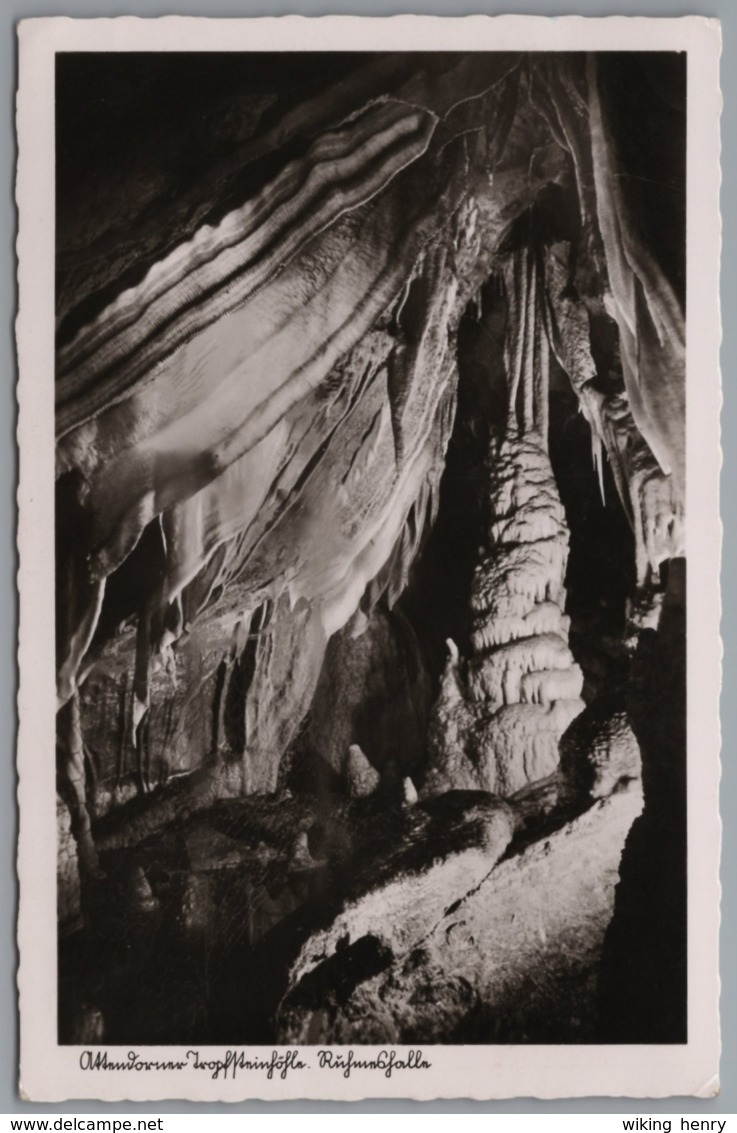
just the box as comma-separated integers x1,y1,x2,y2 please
425,432,584,797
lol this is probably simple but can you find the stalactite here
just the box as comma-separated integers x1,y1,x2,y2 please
522,249,536,436
591,428,606,507
541,241,682,597
503,253,524,428
586,55,685,503
534,317,550,444
502,243,550,449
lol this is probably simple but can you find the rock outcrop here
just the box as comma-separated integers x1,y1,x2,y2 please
559,695,641,801
276,782,643,1044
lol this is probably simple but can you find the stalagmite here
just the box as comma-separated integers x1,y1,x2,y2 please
291,830,322,870
425,430,584,798
345,744,381,799
402,777,419,806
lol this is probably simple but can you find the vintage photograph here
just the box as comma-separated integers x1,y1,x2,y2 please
53,43,687,1048
16,15,722,1101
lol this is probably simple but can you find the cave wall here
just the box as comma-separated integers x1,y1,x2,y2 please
291,607,432,794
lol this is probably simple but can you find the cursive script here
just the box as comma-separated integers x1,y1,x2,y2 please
317,1049,431,1079
79,1049,307,1081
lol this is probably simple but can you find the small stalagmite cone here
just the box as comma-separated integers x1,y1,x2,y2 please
402,776,418,806
345,743,380,799
292,830,317,869
127,865,158,913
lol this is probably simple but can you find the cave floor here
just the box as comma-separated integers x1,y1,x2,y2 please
59,797,332,1046
58,779,630,1047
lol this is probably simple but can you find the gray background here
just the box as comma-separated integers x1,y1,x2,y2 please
4,0,734,1114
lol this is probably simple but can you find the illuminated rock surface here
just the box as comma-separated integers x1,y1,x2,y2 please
276,784,643,1044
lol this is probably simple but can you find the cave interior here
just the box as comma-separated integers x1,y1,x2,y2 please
54,50,687,1047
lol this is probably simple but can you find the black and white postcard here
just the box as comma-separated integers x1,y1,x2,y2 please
16,14,722,1101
